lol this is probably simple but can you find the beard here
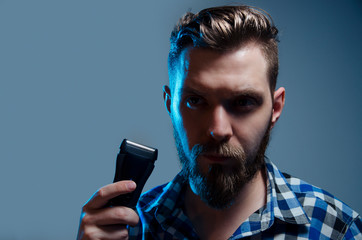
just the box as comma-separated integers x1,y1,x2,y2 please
173,122,271,210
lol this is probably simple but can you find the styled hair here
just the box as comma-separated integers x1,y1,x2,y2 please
168,5,279,92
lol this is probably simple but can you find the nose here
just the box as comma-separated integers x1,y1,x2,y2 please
207,106,233,142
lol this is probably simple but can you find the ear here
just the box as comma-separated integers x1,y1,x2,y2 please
271,87,285,128
163,85,172,115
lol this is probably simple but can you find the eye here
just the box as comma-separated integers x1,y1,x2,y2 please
234,98,256,107
185,96,204,109
230,97,260,114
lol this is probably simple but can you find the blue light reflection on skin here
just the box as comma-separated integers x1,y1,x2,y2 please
168,48,191,163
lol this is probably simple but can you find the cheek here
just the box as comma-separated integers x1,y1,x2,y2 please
171,104,200,157
232,111,271,153
179,109,201,151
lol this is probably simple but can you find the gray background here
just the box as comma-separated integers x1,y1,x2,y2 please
0,0,361,239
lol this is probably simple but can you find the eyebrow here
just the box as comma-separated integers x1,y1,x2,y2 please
180,87,205,96
180,86,265,100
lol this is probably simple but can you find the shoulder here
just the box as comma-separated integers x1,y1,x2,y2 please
137,183,169,209
129,183,170,239
129,174,187,239
137,172,186,211
282,172,355,219
282,172,361,238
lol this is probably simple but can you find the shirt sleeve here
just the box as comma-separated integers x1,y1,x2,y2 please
343,215,362,239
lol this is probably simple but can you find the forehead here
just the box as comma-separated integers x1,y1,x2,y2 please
173,44,270,96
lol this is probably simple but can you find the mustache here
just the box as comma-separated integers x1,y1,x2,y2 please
190,142,245,160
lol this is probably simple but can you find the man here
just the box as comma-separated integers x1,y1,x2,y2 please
77,5,362,239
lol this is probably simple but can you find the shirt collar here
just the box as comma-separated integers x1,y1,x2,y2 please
264,157,311,225
139,158,311,235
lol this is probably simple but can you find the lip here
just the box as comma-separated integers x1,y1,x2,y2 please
201,154,231,163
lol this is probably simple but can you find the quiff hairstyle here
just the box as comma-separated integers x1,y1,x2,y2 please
168,5,279,92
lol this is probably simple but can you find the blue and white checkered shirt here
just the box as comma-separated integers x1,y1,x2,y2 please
129,159,362,239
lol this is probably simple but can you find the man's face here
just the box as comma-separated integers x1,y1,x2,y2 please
164,42,284,209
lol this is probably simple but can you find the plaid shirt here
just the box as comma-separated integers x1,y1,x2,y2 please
129,159,362,239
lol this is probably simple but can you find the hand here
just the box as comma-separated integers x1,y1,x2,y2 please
77,181,139,240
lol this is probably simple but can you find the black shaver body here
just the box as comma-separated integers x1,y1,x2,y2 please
109,139,158,209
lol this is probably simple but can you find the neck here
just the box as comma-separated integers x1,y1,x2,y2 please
184,169,267,240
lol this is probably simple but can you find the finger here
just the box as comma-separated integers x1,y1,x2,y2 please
99,224,129,240
84,181,136,209
81,224,129,240
84,206,139,227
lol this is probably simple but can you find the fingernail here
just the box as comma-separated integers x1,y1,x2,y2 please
127,181,136,190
